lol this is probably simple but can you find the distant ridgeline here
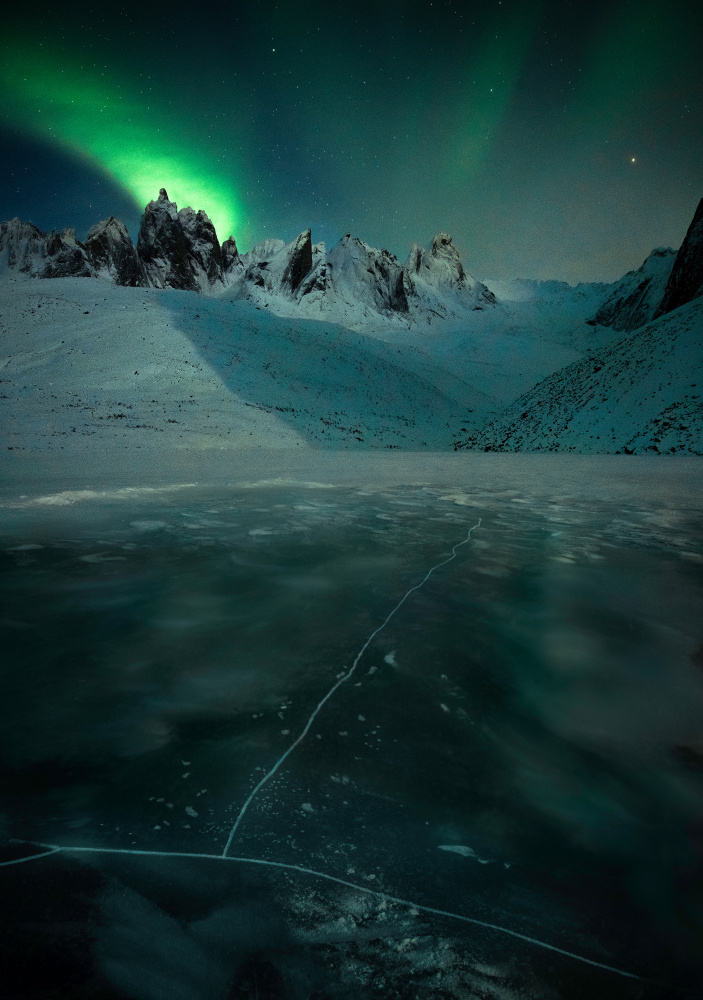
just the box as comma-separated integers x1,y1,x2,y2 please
0,188,497,325
2,190,702,331
588,199,703,332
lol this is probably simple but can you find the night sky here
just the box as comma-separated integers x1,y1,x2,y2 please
1,0,702,282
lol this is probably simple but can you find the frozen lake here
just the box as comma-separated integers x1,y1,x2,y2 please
1,455,702,999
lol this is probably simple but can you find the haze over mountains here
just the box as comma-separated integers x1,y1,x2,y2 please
1,191,702,456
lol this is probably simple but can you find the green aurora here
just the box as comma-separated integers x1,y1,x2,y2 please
0,38,242,242
0,0,700,281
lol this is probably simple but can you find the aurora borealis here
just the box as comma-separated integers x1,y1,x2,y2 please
1,0,702,281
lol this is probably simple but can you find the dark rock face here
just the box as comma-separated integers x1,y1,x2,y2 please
85,217,146,286
137,189,196,290
281,229,313,292
594,248,675,331
654,198,703,317
136,188,222,292
239,232,315,298
42,229,94,278
178,205,223,288
222,236,243,284
0,218,94,278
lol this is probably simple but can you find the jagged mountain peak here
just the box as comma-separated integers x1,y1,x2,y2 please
593,246,676,332
654,197,703,318
403,232,495,315
137,189,222,292
431,232,456,252
0,217,94,279
281,229,313,292
85,216,146,287
8,188,700,335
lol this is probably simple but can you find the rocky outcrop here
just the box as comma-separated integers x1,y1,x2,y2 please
177,204,224,290
221,236,244,284
0,217,94,278
404,233,496,316
241,231,314,296
325,235,409,314
593,247,675,331
654,198,703,318
281,229,313,292
136,188,223,292
85,217,146,286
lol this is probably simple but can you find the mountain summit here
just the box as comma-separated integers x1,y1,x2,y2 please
0,190,495,327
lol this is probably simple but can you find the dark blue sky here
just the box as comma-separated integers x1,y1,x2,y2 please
1,0,702,281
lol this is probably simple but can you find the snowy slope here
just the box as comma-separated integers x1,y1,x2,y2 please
2,191,702,458
224,230,497,330
456,299,703,454
591,248,675,331
0,274,487,455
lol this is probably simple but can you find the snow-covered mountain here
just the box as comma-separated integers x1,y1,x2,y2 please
0,190,496,329
0,218,94,279
456,298,703,454
224,228,497,329
405,232,496,317
590,196,703,332
1,191,701,456
592,247,675,332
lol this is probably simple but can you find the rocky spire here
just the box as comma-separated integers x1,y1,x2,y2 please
136,188,223,291
281,229,313,292
654,198,703,317
0,218,94,278
403,233,495,313
177,205,223,289
221,235,244,284
85,217,146,286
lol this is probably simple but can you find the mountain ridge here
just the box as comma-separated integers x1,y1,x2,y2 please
0,189,496,328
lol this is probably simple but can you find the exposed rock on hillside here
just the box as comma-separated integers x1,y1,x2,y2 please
241,230,314,297
0,218,94,278
654,198,703,317
137,188,223,292
593,247,675,331
405,233,496,316
221,236,244,283
85,217,146,287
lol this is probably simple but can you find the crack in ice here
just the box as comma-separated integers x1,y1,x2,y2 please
4,840,646,982
221,520,482,857
0,516,662,987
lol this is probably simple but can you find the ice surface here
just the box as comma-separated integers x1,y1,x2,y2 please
1,468,703,997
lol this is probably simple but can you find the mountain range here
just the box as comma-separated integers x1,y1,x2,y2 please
1,191,701,455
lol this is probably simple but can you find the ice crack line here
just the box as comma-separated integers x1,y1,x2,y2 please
221,519,481,857
1,841,647,982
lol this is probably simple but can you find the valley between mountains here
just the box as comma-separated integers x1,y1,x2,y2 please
1,191,701,457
